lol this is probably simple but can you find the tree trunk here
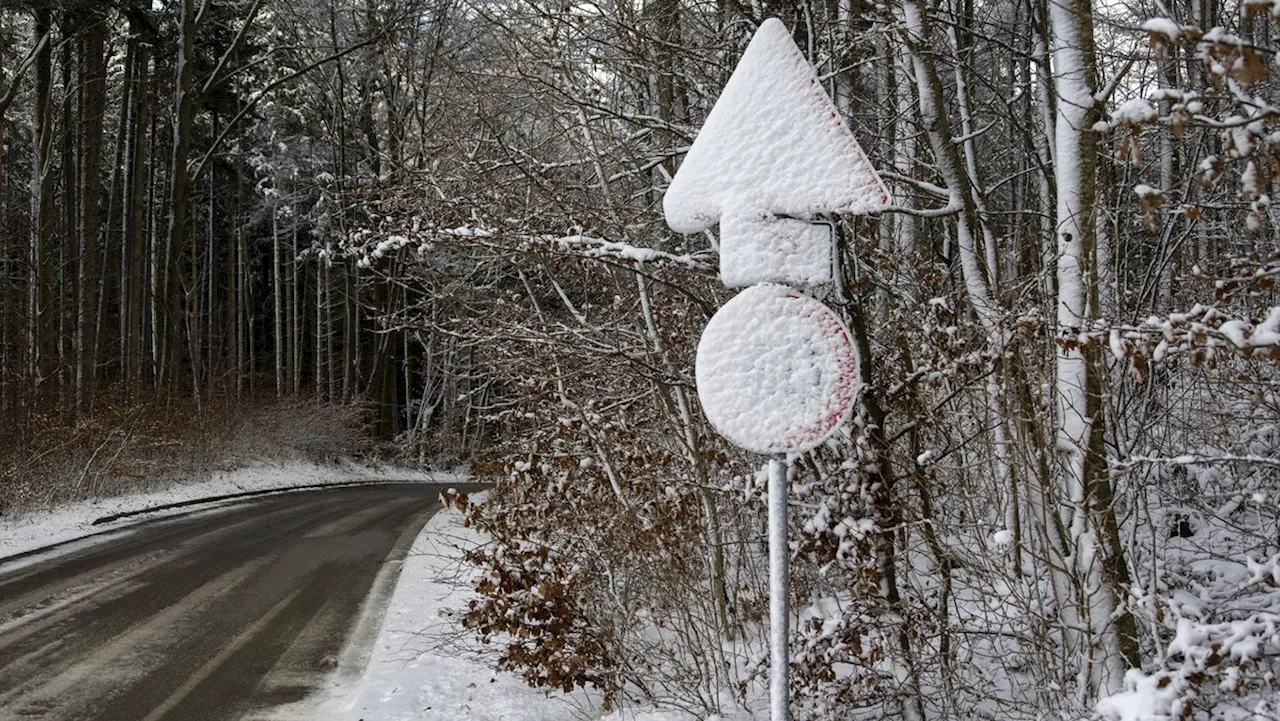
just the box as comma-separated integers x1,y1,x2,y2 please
78,12,108,413
60,16,78,414
162,0,200,393
273,204,283,396
839,271,926,721
900,0,999,328
29,6,55,404
1047,0,1141,694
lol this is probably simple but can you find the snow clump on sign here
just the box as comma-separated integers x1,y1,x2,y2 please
719,212,832,287
662,18,888,235
695,283,858,454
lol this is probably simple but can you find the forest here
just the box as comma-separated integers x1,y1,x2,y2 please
3,0,1280,718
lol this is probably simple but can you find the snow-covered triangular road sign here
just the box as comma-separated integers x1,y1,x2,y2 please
663,18,889,237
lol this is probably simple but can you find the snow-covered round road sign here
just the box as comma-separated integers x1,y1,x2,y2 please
695,283,858,454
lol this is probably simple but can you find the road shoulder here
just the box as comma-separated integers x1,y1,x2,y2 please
297,492,593,721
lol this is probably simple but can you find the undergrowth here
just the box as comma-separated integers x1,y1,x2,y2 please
0,393,373,514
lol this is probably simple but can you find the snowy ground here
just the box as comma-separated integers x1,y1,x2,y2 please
301,493,709,721
0,461,457,563
294,491,587,720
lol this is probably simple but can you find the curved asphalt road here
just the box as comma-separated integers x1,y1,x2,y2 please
0,483,457,720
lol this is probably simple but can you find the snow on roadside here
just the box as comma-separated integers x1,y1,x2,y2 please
0,461,459,562
310,494,715,721
311,491,593,721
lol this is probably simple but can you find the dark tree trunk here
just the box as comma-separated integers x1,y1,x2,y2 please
162,0,199,393
77,9,108,413
29,6,55,405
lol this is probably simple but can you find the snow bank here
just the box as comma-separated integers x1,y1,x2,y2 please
303,492,591,720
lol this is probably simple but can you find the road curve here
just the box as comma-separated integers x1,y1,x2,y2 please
0,483,456,720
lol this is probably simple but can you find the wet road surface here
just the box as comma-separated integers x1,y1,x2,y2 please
0,483,453,720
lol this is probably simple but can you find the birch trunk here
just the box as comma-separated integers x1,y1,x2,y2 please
1156,48,1176,310
1047,0,1141,694
893,44,917,255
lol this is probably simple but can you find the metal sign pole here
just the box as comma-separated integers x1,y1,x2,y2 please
768,452,790,721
